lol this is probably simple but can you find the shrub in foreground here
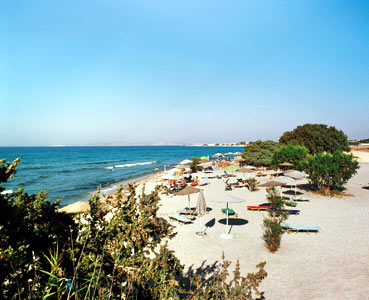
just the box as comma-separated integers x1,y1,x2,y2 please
263,187,288,253
1,158,267,299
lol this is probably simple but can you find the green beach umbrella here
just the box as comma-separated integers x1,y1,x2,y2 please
223,165,240,172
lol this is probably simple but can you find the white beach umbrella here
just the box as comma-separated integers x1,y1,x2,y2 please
180,159,192,165
195,191,208,237
210,194,245,239
284,170,308,196
273,176,295,184
245,165,256,170
284,170,307,179
161,174,177,180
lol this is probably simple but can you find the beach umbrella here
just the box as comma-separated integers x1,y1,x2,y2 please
238,168,254,177
180,159,192,165
59,201,90,215
200,156,209,161
210,194,245,239
244,165,256,170
173,186,201,214
278,162,294,168
284,170,307,179
199,161,212,168
259,180,286,197
213,153,223,158
223,165,240,172
273,176,295,184
284,170,307,196
234,152,243,156
223,152,233,156
195,191,207,237
161,174,177,180
174,164,189,169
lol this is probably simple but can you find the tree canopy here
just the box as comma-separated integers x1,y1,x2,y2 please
242,140,278,166
302,151,359,191
272,145,309,170
279,124,349,154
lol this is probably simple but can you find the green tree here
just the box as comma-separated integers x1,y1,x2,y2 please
242,140,278,166
263,187,288,253
272,145,309,170
279,123,350,154
302,151,359,191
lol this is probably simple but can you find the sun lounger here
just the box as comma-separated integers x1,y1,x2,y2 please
247,205,270,211
269,208,300,214
286,201,297,207
294,196,310,201
282,221,320,232
221,208,236,215
178,208,198,215
168,213,192,224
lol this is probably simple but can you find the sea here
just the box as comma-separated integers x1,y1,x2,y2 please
0,146,244,206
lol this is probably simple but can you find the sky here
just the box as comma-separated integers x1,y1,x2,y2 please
1,0,369,146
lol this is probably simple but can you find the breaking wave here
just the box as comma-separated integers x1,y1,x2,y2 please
105,161,156,169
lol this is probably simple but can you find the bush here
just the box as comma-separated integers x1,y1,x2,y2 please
242,140,278,166
0,159,78,299
302,151,359,190
279,123,350,154
263,187,288,253
190,157,202,172
272,145,309,170
244,177,259,191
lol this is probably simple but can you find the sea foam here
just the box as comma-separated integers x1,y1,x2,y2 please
105,161,156,169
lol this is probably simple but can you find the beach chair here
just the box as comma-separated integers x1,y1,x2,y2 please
224,179,232,191
247,205,270,211
286,201,297,207
168,214,192,224
178,208,198,215
269,208,300,215
221,208,236,216
282,221,320,233
294,196,310,201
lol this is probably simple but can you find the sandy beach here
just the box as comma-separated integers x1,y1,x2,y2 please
133,161,369,299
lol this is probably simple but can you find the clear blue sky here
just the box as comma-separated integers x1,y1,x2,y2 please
1,0,368,146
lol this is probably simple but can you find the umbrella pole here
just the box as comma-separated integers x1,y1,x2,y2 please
226,207,229,235
188,195,191,215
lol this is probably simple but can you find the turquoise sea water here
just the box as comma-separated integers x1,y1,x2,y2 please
0,146,244,206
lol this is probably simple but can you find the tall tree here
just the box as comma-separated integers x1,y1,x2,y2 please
242,140,278,166
279,124,349,154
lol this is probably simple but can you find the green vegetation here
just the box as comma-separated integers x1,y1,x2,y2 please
1,158,267,299
302,151,359,191
242,140,278,166
360,138,369,143
190,157,202,172
244,177,259,191
279,124,350,154
0,158,78,299
272,145,309,170
263,187,288,253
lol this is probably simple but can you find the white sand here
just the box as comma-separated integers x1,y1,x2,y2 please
138,164,369,299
